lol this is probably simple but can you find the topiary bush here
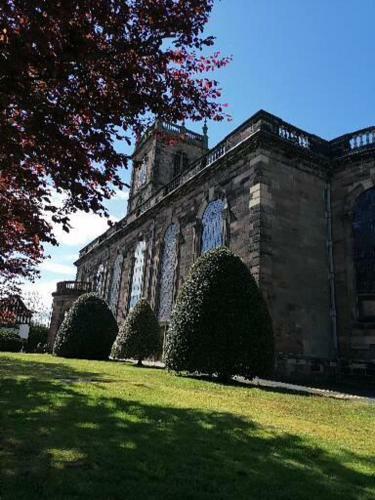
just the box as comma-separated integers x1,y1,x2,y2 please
0,328,23,352
53,293,118,360
111,299,161,366
165,247,274,381
26,324,49,353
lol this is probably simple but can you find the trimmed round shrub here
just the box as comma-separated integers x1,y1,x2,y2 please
111,299,161,366
0,328,22,352
54,293,118,360
26,324,49,353
165,247,274,381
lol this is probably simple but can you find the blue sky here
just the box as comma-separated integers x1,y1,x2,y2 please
26,0,375,311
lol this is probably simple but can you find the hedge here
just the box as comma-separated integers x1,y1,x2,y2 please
111,299,161,365
165,247,274,381
26,324,49,353
0,328,23,352
54,293,118,360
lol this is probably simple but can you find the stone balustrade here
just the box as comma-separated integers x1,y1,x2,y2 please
159,121,205,143
78,111,375,261
278,125,310,149
349,128,375,150
78,112,326,259
54,281,93,295
331,126,375,157
135,120,206,152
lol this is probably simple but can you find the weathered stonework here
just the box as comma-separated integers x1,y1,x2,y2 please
49,112,375,379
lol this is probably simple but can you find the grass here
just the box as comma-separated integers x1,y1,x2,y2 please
0,353,374,499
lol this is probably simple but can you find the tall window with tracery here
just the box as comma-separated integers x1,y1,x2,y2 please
158,224,178,321
108,254,123,315
353,188,375,294
95,264,106,297
173,151,188,178
129,241,147,310
201,199,225,254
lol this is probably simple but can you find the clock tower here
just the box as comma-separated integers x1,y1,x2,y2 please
127,121,208,213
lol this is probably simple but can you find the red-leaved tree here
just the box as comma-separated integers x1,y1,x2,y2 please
0,0,229,294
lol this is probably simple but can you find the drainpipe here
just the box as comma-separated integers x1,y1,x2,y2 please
325,182,339,359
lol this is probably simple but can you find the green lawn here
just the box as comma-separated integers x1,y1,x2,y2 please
0,353,374,499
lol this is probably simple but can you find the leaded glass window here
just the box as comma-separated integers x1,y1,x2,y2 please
173,151,188,178
139,157,148,185
129,241,147,309
353,188,375,293
108,254,123,315
201,199,225,254
96,264,106,297
90,273,96,289
158,224,178,321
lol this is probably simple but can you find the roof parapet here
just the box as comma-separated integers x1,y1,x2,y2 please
133,120,207,156
77,110,375,261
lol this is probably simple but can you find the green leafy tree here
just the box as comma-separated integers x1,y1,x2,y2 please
0,0,229,295
165,247,274,381
111,299,161,366
26,324,49,353
54,293,118,360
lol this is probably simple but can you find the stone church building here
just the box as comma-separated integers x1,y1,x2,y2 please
49,110,375,378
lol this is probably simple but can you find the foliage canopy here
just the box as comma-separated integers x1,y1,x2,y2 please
0,328,22,352
0,0,229,293
54,293,118,360
165,247,274,380
111,299,161,365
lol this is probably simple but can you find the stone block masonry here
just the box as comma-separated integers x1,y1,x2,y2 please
50,110,375,380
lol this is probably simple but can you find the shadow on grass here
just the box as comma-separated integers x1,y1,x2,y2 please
182,373,320,398
0,356,374,499
0,355,108,383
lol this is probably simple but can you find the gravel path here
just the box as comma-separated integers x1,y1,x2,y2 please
238,377,375,403
138,359,375,403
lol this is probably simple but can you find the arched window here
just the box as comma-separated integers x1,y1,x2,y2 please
89,273,96,290
108,254,123,315
129,241,147,310
95,264,106,297
353,188,375,294
201,199,225,254
158,224,178,321
173,151,188,177
139,156,148,186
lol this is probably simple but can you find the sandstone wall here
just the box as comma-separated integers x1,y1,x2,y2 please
75,138,333,361
331,154,375,361
253,146,332,359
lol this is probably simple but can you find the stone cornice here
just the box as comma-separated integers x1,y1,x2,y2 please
75,110,375,265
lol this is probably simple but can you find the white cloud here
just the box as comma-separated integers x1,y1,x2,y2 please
21,264,76,317
39,261,75,276
53,212,118,247
46,188,122,247
111,188,129,201
60,252,80,263
21,279,57,312
16,186,129,319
